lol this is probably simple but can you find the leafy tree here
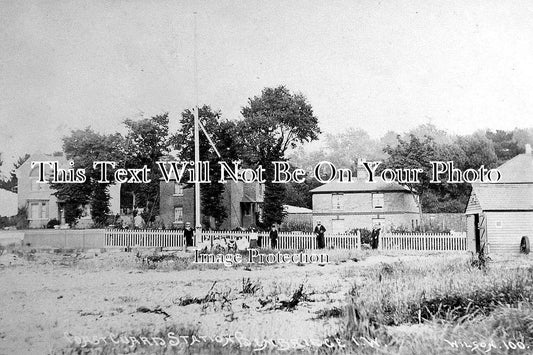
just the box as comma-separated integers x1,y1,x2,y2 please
286,147,328,175
407,123,454,145
239,86,321,227
0,154,31,192
122,113,172,220
384,132,500,215
323,128,385,168
512,128,533,151
283,174,322,209
173,106,240,228
383,134,438,223
486,129,523,164
52,128,124,227
456,132,498,169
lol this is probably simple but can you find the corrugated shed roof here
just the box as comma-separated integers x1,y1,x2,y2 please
471,183,533,211
496,153,533,183
310,178,412,194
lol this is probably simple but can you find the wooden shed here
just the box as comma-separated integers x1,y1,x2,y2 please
465,145,533,255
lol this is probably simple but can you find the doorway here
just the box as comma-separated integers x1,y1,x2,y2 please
474,214,481,253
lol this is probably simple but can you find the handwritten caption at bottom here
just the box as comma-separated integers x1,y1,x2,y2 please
444,339,530,352
64,331,383,351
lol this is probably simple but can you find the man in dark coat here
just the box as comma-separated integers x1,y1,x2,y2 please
371,227,381,249
314,221,326,249
269,224,278,249
183,222,194,250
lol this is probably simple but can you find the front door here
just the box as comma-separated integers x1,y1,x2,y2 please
474,213,487,253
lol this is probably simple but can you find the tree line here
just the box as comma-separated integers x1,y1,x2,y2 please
1,84,531,228
48,86,320,228
287,124,533,213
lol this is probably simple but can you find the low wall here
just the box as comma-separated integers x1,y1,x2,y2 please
0,230,25,246
23,229,105,249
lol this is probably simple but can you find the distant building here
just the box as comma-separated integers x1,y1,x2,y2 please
16,152,120,228
159,180,264,230
310,161,420,233
465,144,533,255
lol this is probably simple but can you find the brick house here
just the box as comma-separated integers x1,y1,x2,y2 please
159,180,264,230
310,163,420,233
16,152,120,228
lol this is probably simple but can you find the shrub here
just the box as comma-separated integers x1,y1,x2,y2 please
46,218,60,229
346,228,372,244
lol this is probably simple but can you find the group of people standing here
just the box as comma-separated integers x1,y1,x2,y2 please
249,222,327,250
182,221,328,250
248,225,278,248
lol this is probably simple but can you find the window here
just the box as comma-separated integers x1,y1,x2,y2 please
174,183,184,196
30,201,48,219
331,194,344,209
31,179,46,191
30,203,39,219
372,193,384,208
174,207,183,223
242,203,251,216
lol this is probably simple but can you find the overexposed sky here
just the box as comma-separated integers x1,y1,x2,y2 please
1,0,533,173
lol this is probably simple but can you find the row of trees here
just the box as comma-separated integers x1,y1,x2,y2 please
287,125,533,212
2,84,531,227
51,86,320,228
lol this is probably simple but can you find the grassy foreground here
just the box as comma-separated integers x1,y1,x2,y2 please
2,246,532,354
52,251,533,354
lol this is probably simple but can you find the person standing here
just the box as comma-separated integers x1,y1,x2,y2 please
314,221,326,249
371,227,381,249
269,224,278,249
133,211,145,229
183,222,195,251
249,227,259,249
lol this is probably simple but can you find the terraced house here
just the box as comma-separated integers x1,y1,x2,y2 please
311,161,420,233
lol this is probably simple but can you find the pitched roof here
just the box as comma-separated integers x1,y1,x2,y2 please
471,183,533,211
310,178,412,194
17,152,69,175
496,152,533,183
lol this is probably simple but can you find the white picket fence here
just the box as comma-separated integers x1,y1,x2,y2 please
378,232,468,251
104,229,361,250
104,229,467,252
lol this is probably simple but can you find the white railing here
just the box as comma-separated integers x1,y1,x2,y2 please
104,229,361,250
105,229,186,248
378,232,468,251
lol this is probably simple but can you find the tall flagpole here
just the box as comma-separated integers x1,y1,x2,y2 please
193,11,202,243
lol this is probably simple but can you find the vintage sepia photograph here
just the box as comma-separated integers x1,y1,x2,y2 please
1,1,533,354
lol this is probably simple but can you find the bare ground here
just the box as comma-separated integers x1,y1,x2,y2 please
0,249,380,354
2,249,523,354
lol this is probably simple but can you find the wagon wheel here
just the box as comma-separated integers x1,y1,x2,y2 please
520,236,530,255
